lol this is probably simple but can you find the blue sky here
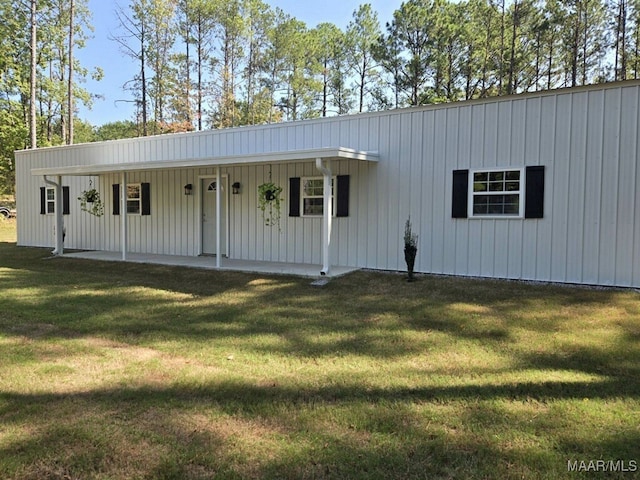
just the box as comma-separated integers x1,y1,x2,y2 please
76,0,404,126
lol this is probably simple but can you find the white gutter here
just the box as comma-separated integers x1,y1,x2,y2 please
316,158,332,276
43,175,64,256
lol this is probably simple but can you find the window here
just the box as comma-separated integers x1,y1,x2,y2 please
452,167,544,219
40,186,70,215
46,187,55,214
127,184,141,214
470,169,523,217
289,176,350,218
301,177,334,216
112,183,150,216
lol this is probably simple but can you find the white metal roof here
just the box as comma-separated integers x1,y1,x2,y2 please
31,146,378,176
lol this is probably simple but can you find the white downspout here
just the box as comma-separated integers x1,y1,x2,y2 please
43,175,64,256
215,166,221,268
121,171,127,261
316,158,332,276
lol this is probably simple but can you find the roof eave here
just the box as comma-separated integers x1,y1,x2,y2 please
31,147,379,177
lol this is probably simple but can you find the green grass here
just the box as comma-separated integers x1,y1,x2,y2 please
0,218,638,479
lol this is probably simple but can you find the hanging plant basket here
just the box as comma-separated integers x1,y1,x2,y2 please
257,182,283,227
78,188,104,217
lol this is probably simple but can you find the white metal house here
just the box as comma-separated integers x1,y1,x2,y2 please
14,81,640,287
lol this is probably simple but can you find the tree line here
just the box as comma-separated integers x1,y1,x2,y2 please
2,0,640,195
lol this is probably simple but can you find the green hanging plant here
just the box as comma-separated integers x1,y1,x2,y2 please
78,188,104,217
257,181,283,227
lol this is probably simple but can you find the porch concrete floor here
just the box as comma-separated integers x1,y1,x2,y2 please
62,250,358,278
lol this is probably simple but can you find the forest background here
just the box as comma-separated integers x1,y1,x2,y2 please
1,0,638,196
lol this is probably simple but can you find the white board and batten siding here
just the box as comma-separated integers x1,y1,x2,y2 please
14,81,640,287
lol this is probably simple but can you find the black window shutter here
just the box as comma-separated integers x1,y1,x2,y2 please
112,184,120,215
40,187,46,215
141,182,151,216
336,175,350,217
452,170,469,218
289,177,300,217
62,186,70,215
525,166,545,219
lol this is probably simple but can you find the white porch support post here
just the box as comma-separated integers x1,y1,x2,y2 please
316,158,332,276
120,171,127,261
215,166,221,268
55,176,63,255
43,175,64,255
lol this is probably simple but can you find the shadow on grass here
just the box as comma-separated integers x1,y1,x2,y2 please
2,243,640,479
0,243,638,364
1,377,638,480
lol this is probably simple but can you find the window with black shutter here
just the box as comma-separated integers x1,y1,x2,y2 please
452,167,545,219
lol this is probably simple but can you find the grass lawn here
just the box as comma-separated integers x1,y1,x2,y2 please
0,218,638,479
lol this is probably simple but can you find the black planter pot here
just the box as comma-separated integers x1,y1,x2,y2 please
404,245,417,281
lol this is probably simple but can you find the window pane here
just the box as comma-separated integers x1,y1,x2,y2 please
303,198,323,215
505,181,520,191
504,203,520,214
473,181,487,192
488,203,504,214
505,194,519,207
474,172,488,182
47,202,55,214
47,189,55,200
489,181,505,192
303,179,323,196
472,196,489,215
127,185,140,199
473,194,519,216
127,200,140,214
505,171,520,181
127,202,140,214
489,171,504,182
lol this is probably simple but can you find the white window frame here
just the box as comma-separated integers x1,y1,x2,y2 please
46,187,55,214
468,167,524,218
301,176,335,217
126,183,141,215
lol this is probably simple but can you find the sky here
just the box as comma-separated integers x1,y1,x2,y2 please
75,0,404,127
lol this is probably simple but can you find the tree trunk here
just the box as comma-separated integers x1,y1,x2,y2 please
197,12,203,131
68,0,75,145
185,12,191,125
507,0,518,95
571,3,580,86
141,24,148,136
30,0,37,149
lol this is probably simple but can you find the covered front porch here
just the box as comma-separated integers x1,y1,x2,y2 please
62,250,359,278
32,146,378,277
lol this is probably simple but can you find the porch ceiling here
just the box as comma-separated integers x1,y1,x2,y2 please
31,146,378,177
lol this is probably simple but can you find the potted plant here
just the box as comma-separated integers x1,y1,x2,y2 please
78,188,104,217
404,217,418,281
258,181,283,227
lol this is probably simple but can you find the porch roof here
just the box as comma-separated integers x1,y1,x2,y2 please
31,146,378,177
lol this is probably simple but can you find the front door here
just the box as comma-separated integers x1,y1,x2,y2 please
201,177,227,255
